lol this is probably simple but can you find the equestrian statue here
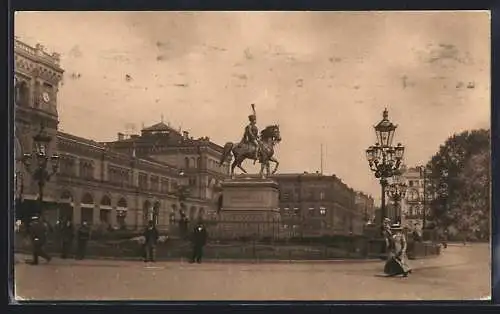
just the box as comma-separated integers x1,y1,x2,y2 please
219,104,281,178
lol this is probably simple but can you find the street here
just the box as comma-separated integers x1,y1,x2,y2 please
14,244,490,301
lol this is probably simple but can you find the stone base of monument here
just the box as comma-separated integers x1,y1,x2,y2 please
215,177,282,240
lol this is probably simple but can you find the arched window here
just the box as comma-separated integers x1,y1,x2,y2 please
184,157,190,169
153,201,160,226
117,198,128,229
100,195,112,224
15,81,30,107
59,190,74,221
143,200,152,224
80,193,94,225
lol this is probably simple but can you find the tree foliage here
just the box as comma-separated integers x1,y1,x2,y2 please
426,129,490,240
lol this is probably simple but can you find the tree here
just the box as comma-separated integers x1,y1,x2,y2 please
426,129,490,240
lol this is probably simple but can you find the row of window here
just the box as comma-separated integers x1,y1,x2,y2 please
281,206,328,216
280,190,326,201
184,156,229,174
59,156,177,193
408,180,423,188
280,191,354,208
406,206,424,217
406,190,434,201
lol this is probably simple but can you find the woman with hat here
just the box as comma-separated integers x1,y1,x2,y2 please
384,223,412,277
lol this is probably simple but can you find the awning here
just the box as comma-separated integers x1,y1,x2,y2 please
99,205,112,210
116,207,128,211
81,203,94,208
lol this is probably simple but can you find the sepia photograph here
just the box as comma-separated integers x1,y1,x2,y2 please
12,11,491,301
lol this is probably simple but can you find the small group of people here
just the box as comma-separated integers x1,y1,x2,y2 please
382,218,412,277
26,215,92,265
142,218,208,264
58,218,92,260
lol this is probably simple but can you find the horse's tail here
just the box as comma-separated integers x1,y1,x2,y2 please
219,142,234,166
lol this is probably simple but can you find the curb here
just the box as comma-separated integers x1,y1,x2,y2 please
14,251,380,264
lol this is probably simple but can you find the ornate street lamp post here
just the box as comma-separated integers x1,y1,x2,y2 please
175,170,191,237
365,109,405,228
386,176,408,225
21,124,59,217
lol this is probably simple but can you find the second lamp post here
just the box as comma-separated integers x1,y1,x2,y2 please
386,176,408,225
366,109,405,228
21,123,60,218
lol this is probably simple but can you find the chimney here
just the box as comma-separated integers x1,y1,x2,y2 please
117,132,124,141
182,131,189,140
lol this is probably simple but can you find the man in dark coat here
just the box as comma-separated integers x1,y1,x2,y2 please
384,223,411,277
190,221,208,264
143,220,159,262
76,221,91,260
60,218,74,259
29,216,51,265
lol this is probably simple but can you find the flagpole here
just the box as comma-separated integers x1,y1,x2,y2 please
320,144,324,175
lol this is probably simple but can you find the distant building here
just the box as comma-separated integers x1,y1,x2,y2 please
401,165,428,228
271,172,364,236
354,192,375,223
102,121,230,205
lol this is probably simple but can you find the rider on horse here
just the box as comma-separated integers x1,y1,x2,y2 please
242,104,260,164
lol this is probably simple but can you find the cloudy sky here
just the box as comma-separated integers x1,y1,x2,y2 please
14,11,490,202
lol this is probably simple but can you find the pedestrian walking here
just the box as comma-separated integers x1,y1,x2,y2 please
76,221,91,260
189,220,207,264
143,220,159,262
29,216,51,265
384,223,411,277
60,218,74,259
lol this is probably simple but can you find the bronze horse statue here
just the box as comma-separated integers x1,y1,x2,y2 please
219,125,281,178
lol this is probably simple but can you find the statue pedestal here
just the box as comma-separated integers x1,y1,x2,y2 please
216,177,281,239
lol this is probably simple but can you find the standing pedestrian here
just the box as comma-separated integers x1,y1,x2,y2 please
382,217,392,257
60,218,74,259
384,223,411,277
29,216,51,265
76,221,91,260
189,220,208,264
143,220,159,262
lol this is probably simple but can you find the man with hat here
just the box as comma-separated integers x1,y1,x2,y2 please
76,221,91,260
189,219,208,264
143,220,159,262
29,215,51,265
384,223,411,277
242,103,260,164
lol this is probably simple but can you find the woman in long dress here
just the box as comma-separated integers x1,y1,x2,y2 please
384,223,412,277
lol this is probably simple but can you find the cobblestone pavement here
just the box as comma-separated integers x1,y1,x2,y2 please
13,244,490,301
